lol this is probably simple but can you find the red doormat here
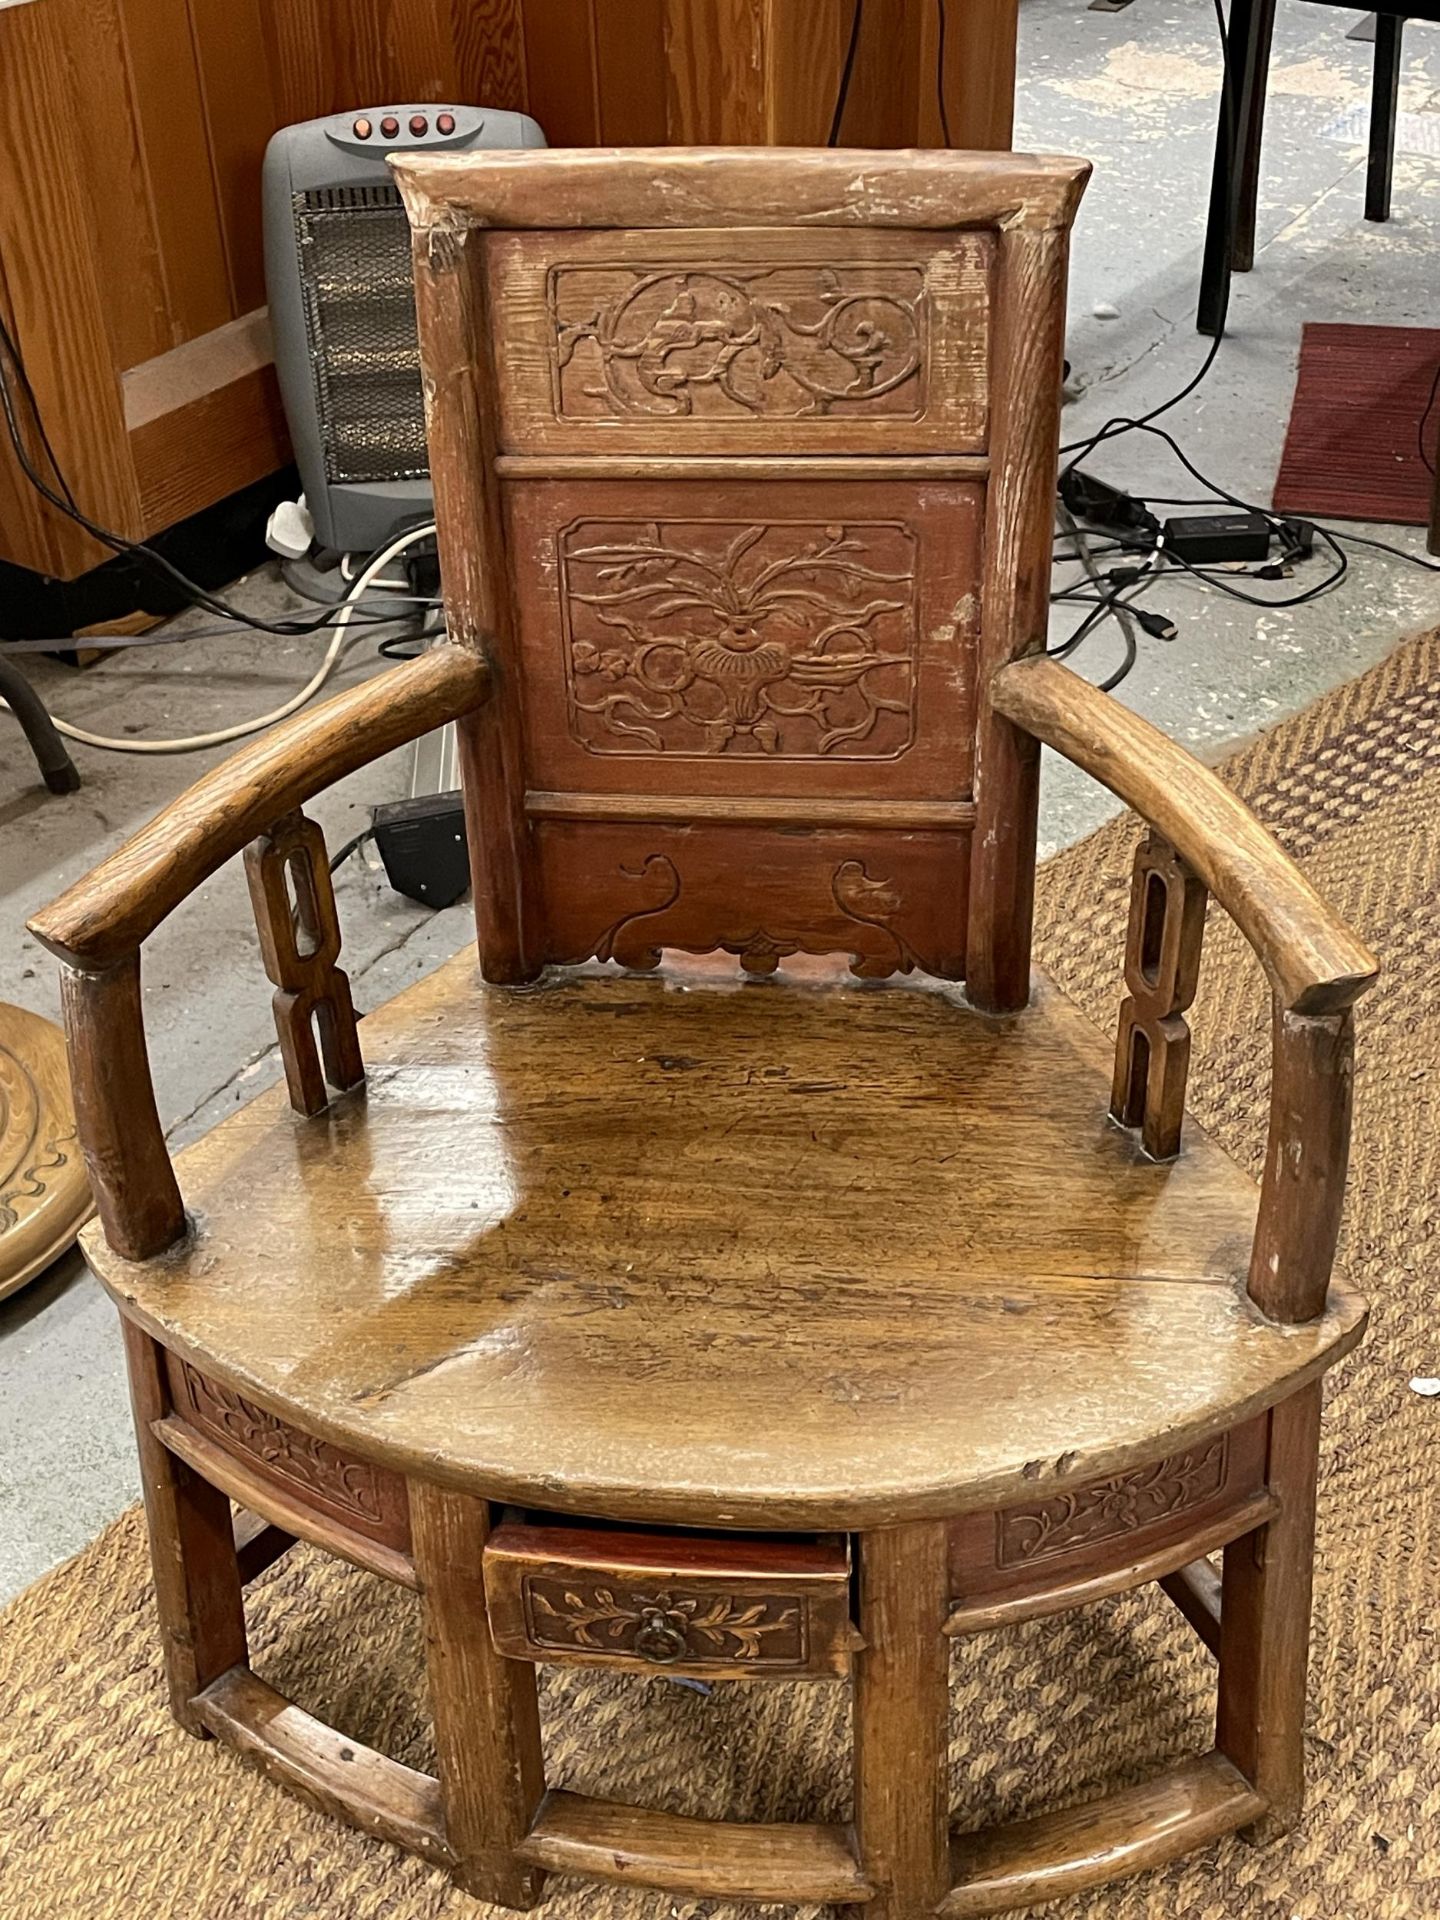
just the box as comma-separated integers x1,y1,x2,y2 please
1272,321,1439,525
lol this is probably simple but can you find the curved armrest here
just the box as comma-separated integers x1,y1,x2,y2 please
990,654,1378,1016
28,644,491,968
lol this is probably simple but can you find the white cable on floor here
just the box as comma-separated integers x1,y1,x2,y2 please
1,523,438,757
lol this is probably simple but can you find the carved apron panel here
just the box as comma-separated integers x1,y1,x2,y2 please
167,1357,410,1547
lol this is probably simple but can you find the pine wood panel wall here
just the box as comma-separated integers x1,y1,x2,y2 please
0,0,1016,580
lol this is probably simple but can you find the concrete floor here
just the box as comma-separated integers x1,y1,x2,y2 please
3,0,1439,1605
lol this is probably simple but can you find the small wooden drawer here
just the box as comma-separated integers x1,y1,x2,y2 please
484,1521,855,1679
163,1353,410,1553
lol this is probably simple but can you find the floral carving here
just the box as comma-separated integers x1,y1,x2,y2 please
561,518,917,759
550,262,925,420
175,1363,387,1525
524,1575,806,1667
997,1438,1230,1567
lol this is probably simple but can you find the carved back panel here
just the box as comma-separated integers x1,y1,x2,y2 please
396,150,1088,1003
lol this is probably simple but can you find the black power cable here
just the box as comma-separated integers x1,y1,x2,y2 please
935,0,954,147
0,309,425,640
828,0,865,144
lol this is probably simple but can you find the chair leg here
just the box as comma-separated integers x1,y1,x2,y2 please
1215,1382,1323,1842
122,1319,247,1736
1367,16,1404,223
410,1482,547,1908
1199,0,1272,337
851,1521,952,1919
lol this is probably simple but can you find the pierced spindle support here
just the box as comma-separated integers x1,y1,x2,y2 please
245,809,364,1117
1111,830,1208,1160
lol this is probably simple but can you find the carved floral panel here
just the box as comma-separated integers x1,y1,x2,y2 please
560,517,918,759
522,1574,808,1668
174,1361,396,1533
550,261,926,421
996,1437,1230,1567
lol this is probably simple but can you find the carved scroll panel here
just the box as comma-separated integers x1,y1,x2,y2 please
487,227,993,454
537,820,969,981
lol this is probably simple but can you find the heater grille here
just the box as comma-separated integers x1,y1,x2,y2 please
294,185,429,486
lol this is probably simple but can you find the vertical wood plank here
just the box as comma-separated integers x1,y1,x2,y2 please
762,0,850,144
852,1521,952,1919
408,215,541,981
966,223,1072,1011
0,0,144,572
64,0,172,370
1216,1384,1323,1840
60,954,186,1262
663,0,767,144
123,1319,247,1737
521,0,600,143
261,0,338,125
118,0,235,344
410,1483,547,1906
917,0,1019,150
593,0,668,143
452,0,530,112
187,0,282,318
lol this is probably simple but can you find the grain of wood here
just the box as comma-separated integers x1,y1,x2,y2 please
83,955,1364,1530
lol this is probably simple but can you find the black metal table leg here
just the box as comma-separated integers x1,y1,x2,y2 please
1367,15,1404,223
0,656,81,793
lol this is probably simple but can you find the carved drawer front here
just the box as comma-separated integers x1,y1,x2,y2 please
484,1522,855,1679
949,1416,1269,1604
164,1355,410,1551
485,227,993,456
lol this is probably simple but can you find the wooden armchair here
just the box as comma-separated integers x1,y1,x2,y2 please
32,150,1376,1919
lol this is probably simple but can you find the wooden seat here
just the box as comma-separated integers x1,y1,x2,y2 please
96,954,1361,1531
33,149,1378,1917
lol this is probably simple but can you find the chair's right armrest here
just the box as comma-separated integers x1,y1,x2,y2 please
990,653,1377,1015
29,643,491,968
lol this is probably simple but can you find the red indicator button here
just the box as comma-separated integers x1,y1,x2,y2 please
436,111,455,135
409,113,428,136
353,117,373,139
379,115,400,138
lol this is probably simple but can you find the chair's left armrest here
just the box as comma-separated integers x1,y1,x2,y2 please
990,653,1377,1015
992,653,1376,1326
29,643,491,969
27,644,492,1266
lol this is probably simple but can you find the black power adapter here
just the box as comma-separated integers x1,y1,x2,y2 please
371,792,470,908
1162,511,1273,565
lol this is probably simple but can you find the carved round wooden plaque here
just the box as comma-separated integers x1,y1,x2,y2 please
0,1003,92,1302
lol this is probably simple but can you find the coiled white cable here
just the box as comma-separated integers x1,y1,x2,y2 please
2,523,438,757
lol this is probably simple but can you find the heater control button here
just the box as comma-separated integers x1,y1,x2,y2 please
352,117,373,140
379,115,400,138
409,113,428,136
436,112,456,135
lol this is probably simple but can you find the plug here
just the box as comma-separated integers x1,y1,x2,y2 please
1059,468,1161,537
1133,607,1177,641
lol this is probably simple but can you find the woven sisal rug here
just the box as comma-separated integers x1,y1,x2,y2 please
3,632,1438,1920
